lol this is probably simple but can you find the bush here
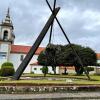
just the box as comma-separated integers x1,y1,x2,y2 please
42,66,48,77
86,67,94,72
82,67,94,74
0,62,15,76
30,71,34,74
1,62,13,67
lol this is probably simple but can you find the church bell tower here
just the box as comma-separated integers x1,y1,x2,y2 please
0,8,15,65
0,8,15,43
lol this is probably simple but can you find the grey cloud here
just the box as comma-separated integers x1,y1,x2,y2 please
0,0,100,52
58,0,100,11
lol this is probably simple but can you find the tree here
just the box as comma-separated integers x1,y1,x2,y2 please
65,44,97,75
42,66,48,77
38,44,97,75
38,44,58,74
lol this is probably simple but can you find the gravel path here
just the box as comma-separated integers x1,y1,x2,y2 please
0,92,100,100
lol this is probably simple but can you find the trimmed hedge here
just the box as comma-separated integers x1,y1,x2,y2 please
1,62,13,67
0,62,15,76
86,67,94,72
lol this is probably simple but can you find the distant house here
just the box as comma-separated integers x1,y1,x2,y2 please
96,53,100,64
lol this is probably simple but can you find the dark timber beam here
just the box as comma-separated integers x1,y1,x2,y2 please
46,0,91,80
13,7,60,80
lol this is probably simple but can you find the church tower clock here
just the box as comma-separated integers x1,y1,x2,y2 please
0,8,15,65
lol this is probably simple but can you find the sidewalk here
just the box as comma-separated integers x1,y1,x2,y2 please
0,92,100,100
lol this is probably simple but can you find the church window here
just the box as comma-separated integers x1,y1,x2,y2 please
20,55,24,61
0,52,7,59
3,30,8,40
34,68,37,70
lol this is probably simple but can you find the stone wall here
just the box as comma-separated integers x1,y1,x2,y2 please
0,86,100,94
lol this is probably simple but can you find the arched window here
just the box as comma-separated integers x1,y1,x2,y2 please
3,30,8,40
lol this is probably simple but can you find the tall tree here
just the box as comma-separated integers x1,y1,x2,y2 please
64,44,97,75
37,44,97,75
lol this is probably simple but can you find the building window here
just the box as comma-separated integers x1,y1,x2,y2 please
34,68,37,70
3,30,8,40
20,55,24,61
0,52,7,59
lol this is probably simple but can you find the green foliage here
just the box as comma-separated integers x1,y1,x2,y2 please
0,62,15,76
64,44,97,66
42,66,48,77
38,43,97,75
38,44,97,66
66,44,96,75
30,71,34,74
86,67,94,72
1,62,13,67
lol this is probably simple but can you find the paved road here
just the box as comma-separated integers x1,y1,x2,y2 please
0,92,100,100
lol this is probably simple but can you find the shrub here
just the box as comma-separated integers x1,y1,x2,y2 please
1,62,13,67
0,62,15,76
42,66,48,77
86,67,94,72
83,67,94,74
30,71,34,74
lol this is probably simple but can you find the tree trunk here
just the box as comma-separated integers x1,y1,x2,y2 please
64,67,66,74
52,66,56,75
75,66,84,75
44,73,46,77
64,67,68,75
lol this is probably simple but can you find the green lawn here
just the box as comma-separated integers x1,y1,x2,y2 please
0,74,100,85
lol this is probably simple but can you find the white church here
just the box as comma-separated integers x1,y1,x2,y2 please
0,9,60,74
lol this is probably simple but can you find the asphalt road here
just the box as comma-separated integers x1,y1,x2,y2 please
0,92,100,100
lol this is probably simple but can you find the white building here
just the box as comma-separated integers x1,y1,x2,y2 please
0,8,60,74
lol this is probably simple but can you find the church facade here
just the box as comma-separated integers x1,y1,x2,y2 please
0,9,60,74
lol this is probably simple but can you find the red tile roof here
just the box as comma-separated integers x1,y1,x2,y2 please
11,45,100,59
11,45,45,55
97,53,100,59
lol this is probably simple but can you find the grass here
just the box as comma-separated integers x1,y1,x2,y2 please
0,80,66,85
22,73,88,79
0,74,100,85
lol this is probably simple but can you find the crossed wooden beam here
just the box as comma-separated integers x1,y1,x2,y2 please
13,0,90,80
46,0,90,80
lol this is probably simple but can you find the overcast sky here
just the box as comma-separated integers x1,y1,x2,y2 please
0,0,100,52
